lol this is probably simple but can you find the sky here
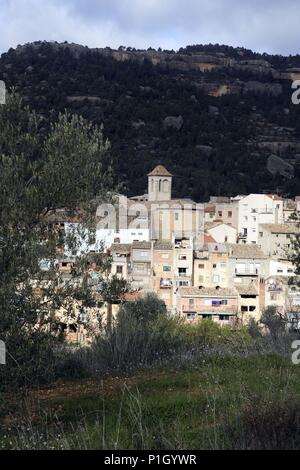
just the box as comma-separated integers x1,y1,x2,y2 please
0,0,299,55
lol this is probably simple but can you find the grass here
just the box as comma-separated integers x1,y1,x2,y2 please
1,353,300,449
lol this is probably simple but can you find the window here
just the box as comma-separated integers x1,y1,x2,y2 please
187,313,196,320
175,212,179,221
213,274,220,283
270,294,277,301
198,264,204,269
163,265,171,272
135,264,145,272
189,298,195,307
161,292,170,300
141,251,148,257
179,255,187,260
218,211,222,217
228,211,232,218
219,315,229,321
213,264,217,269
249,306,256,312
161,253,169,259
116,265,123,274
178,280,189,286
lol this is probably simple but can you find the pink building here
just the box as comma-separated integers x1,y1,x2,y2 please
176,286,238,324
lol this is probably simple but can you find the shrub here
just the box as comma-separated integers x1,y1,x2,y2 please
224,397,300,449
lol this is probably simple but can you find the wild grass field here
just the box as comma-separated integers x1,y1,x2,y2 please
1,354,300,450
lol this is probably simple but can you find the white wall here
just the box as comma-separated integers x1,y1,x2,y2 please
64,222,149,257
268,259,295,277
238,194,283,244
207,224,237,243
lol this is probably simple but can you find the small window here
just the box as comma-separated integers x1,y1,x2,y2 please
116,265,123,274
228,211,232,218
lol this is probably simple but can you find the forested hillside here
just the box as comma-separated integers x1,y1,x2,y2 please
1,41,300,200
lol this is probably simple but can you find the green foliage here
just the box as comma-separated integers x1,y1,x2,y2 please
2,355,300,450
260,306,286,339
117,292,167,324
0,90,115,390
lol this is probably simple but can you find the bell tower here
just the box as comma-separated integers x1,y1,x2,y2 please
148,165,172,201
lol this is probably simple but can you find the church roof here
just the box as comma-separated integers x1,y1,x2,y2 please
148,165,172,177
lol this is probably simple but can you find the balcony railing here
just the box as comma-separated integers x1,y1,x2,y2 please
235,268,259,275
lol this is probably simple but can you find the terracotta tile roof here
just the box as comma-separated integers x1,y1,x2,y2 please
131,241,152,250
123,291,145,301
204,234,216,244
110,243,131,254
148,165,172,177
259,223,300,234
226,243,267,259
178,286,238,297
235,283,258,296
204,206,216,213
154,241,173,250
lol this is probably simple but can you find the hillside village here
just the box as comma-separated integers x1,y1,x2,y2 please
46,164,300,342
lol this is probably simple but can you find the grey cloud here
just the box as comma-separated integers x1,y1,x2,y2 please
0,0,299,55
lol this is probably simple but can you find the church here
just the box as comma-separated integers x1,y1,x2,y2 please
129,164,204,244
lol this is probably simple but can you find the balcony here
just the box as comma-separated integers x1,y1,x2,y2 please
235,268,260,276
177,271,190,278
160,278,172,288
267,286,283,292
